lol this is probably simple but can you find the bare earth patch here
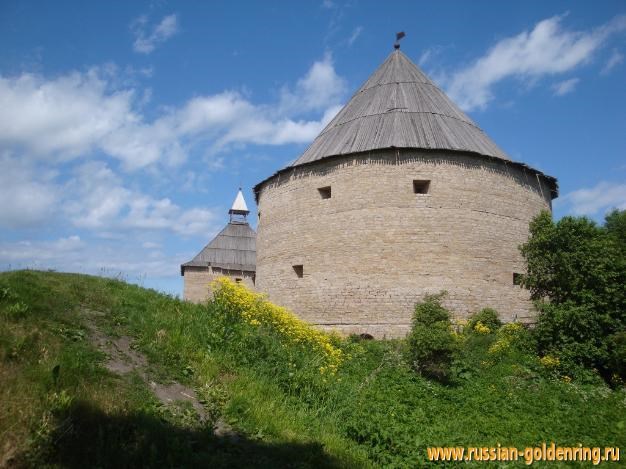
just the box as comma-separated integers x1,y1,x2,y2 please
81,309,235,437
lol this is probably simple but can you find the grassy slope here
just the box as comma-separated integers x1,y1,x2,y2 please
0,270,624,468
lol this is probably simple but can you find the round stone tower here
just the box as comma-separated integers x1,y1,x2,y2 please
254,49,557,338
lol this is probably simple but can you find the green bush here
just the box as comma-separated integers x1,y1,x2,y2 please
533,302,611,380
467,308,502,334
521,210,626,382
407,293,457,382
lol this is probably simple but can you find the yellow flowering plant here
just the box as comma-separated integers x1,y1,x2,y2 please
488,323,526,355
540,354,560,369
211,277,343,374
473,321,491,335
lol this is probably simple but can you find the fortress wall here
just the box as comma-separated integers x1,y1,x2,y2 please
255,149,553,338
183,267,256,303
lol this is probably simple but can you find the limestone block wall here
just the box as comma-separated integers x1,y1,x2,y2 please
255,149,554,338
183,266,255,303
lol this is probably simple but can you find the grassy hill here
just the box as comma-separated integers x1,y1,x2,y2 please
1,270,624,467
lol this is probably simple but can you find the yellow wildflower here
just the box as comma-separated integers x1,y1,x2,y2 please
211,277,343,374
474,321,491,334
540,355,560,368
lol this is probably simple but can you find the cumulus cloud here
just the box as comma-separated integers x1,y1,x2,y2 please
0,55,346,170
0,152,219,237
557,181,626,216
552,77,580,96
279,53,346,114
446,14,626,110
0,70,136,160
0,154,59,228
132,14,179,54
65,161,218,236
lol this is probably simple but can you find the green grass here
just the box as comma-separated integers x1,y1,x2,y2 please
1,270,624,468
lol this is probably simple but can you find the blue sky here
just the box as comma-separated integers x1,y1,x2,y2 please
1,0,625,296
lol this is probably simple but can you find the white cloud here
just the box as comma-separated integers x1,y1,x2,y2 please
0,154,59,228
65,161,218,236
0,55,346,170
0,236,83,263
552,77,580,96
602,48,624,74
348,26,363,46
132,14,179,54
0,151,220,237
446,14,626,110
419,49,432,66
279,53,346,114
0,70,136,160
0,235,181,278
557,181,626,216
142,241,162,249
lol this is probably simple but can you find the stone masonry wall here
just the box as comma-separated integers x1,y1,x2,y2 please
183,266,255,303
255,149,554,338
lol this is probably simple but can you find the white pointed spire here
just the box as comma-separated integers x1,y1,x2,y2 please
229,188,249,220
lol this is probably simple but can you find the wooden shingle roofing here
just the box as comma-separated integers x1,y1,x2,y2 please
254,49,557,198
181,221,256,274
293,49,509,165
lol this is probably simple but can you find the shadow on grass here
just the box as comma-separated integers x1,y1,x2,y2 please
24,400,344,469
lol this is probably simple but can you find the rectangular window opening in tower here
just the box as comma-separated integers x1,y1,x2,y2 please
318,186,331,199
513,273,523,286
292,265,303,278
413,180,430,194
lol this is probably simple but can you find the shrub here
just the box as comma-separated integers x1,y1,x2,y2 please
521,210,626,383
488,323,532,356
407,293,457,382
533,302,612,380
467,308,502,334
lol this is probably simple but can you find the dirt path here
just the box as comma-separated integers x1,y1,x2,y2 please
82,309,235,437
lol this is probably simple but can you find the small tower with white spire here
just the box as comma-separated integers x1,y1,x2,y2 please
229,188,250,223
181,188,256,302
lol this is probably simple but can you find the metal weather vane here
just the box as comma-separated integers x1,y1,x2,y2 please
394,31,406,49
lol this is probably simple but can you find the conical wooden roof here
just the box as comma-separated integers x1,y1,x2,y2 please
254,49,557,199
292,49,508,166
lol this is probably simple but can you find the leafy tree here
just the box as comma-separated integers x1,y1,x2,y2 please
520,210,626,382
605,209,626,253
520,211,625,319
